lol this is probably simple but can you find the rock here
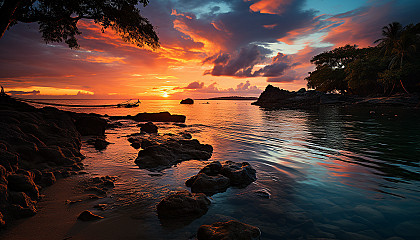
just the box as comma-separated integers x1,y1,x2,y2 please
130,142,141,149
0,212,5,227
255,188,271,199
30,169,42,183
87,138,111,150
85,187,107,195
186,161,257,195
135,139,213,170
180,98,194,104
141,139,154,149
199,161,222,176
7,174,39,200
197,220,261,240
0,149,18,171
156,190,210,219
75,115,107,136
110,112,186,122
186,173,230,195
106,121,123,129
8,192,37,218
93,204,107,211
0,97,85,223
103,179,115,188
220,161,257,187
139,122,158,134
41,171,56,186
135,145,174,169
77,210,104,221
251,85,324,109
0,165,7,184
38,146,76,166
182,133,192,139
134,112,186,123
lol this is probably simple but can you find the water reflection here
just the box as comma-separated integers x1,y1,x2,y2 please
29,99,420,239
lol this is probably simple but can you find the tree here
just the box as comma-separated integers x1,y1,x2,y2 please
375,22,418,93
0,0,159,49
345,47,387,96
306,45,364,93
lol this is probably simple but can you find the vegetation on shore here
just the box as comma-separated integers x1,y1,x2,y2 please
306,22,420,96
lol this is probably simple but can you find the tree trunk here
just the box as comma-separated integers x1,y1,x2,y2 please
0,0,23,39
399,79,409,94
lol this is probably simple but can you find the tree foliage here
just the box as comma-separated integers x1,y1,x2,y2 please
0,0,159,49
306,22,420,96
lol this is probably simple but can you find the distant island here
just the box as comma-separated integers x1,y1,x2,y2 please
199,96,258,101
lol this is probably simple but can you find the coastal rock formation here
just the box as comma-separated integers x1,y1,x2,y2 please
186,161,257,195
252,85,324,109
180,98,194,104
7,174,39,200
86,137,111,150
156,190,210,219
110,111,186,123
77,210,104,221
135,139,213,170
253,84,419,109
197,220,261,240
220,161,257,187
139,122,158,133
186,173,230,195
74,114,108,136
0,95,87,225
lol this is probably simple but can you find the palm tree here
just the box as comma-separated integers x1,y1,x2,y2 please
375,22,416,94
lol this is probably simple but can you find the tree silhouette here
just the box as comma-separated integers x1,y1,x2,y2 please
0,0,159,49
375,22,416,93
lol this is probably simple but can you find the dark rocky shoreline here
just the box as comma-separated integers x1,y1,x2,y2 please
252,85,420,109
0,95,110,227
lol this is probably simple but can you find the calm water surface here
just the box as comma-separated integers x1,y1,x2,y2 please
34,99,420,239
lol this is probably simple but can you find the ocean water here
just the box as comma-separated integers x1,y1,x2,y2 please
32,99,420,239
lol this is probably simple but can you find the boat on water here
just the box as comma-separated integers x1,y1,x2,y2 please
117,99,140,108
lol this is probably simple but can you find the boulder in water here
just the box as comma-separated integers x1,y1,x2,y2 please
157,190,210,219
180,98,194,104
197,220,261,240
77,210,104,221
139,122,158,134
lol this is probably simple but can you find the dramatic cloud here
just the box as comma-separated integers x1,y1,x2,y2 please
203,48,292,78
172,80,262,97
174,81,204,89
1,0,419,97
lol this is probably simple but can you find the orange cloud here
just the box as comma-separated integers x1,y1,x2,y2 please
248,0,293,15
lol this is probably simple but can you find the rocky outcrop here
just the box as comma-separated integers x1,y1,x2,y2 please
135,139,213,170
252,85,325,109
74,114,107,136
253,85,419,109
86,137,111,150
77,210,104,221
186,161,256,195
156,190,210,219
0,95,86,226
109,112,186,123
197,220,261,240
7,174,39,200
139,122,158,134
186,173,230,196
180,98,194,104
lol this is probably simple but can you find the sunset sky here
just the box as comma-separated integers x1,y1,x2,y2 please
1,0,420,99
